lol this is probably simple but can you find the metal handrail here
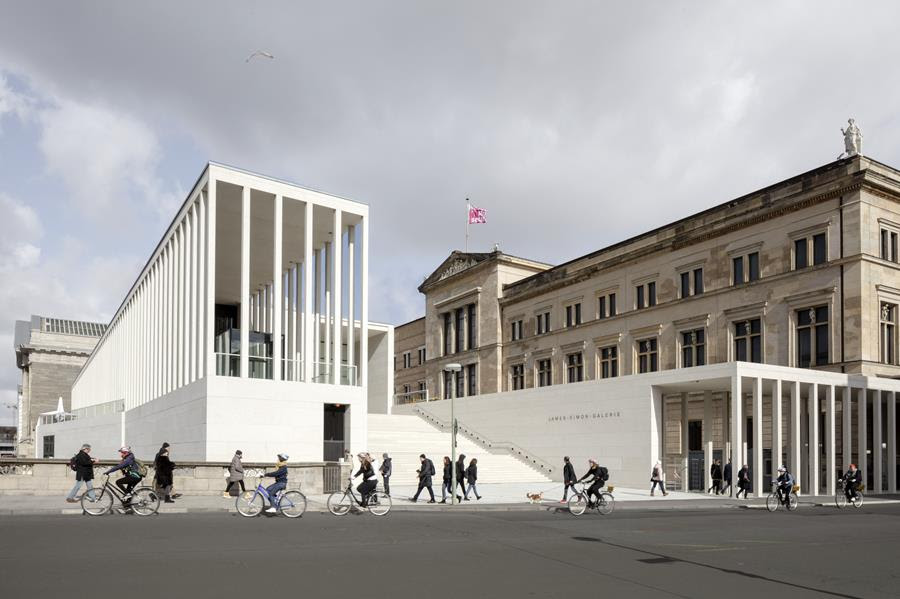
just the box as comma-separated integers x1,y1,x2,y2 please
393,389,431,405
412,406,555,476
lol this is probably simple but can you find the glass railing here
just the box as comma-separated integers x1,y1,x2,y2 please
282,358,304,382
216,352,240,377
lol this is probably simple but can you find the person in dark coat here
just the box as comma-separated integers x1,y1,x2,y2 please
455,454,467,502
708,460,722,495
410,454,436,503
354,454,378,507
65,444,98,503
440,456,452,503
379,453,392,497
721,459,733,497
561,456,577,502
224,450,245,497
155,448,176,503
736,464,750,499
464,458,481,500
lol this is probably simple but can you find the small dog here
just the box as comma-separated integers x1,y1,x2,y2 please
526,492,544,504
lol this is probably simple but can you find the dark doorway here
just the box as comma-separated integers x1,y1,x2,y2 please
688,420,702,451
324,404,346,461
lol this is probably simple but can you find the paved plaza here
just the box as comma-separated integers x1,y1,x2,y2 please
1,503,898,598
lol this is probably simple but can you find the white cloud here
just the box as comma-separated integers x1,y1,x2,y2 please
0,193,42,271
0,73,32,127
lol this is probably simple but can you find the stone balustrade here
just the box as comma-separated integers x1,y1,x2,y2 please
0,459,349,496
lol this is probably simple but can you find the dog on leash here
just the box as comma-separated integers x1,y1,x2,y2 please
526,492,544,504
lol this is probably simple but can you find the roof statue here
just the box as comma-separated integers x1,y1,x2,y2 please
839,118,862,159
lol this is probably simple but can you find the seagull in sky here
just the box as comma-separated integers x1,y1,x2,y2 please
245,50,275,63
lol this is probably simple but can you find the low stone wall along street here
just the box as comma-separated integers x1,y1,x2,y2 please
0,459,350,496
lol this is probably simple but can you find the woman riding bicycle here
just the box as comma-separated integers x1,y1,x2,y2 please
263,453,289,514
578,459,608,506
354,453,378,507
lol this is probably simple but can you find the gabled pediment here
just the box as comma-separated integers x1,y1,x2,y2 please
418,251,494,292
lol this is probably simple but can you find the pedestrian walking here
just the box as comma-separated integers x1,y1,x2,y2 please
721,459,733,497
224,449,245,497
708,460,722,495
736,464,750,499
65,444,97,503
440,456,452,503
155,447,176,503
561,456,576,502
464,458,481,500
455,454,467,502
409,454,436,503
650,461,668,496
379,452,392,496
153,442,170,495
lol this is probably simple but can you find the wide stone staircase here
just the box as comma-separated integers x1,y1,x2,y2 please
367,413,552,485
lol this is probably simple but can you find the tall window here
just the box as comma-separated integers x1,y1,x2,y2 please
537,358,552,387
734,319,762,363
681,329,705,368
680,269,704,297
636,282,656,309
794,238,808,269
881,229,899,262
443,313,452,356
536,311,550,335
680,271,690,298
637,338,658,373
734,252,760,285
794,233,827,269
510,364,525,390
511,319,524,341
881,303,897,364
417,347,426,365
42,435,55,459
648,281,656,306
456,368,465,397
443,370,453,398
467,304,477,349
797,306,829,367
566,352,584,383
402,352,411,368
600,346,618,378
694,269,704,294
418,380,426,398
748,252,760,281
565,303,582,327
467,364,477,396
455,307,465,353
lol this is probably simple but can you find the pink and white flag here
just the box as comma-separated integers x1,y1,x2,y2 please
468,205,487,224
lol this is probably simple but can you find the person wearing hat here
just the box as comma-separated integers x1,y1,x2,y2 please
842,463,862,504
578,459,609,506
263,453,289,513
379,452,392,497
224,450,245,497
103,446,143,510
65,444,98,503
775,465,794,506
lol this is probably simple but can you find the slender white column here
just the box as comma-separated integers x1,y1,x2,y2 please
680,393,689,492
290,264,298,381
772,379,783,484
189,203,197,383
360,214,369,387
273,194,283,381
703,390,712,492
842,387,852,471
809,383,819,495
859,389,868,492
888,392,897,493
874,390,883,494
791,381,801,478
166,243,174,392
731,374,742,492
176,225,183,388
198,190,208,379
313,248,321,376
347,224,355,382
240,186,251,378
324,240,331,378
303,202,314,383
181,219,188,386
332,210,342,385
753,377,763,496
825,385,836,497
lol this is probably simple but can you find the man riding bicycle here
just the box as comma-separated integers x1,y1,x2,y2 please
775,465,794,505
103,446,143,511
842,463,862,503
578,459,609,506
263,454,289,514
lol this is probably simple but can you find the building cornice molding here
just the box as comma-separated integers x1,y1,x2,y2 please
783,286,837,307
433,287,482,310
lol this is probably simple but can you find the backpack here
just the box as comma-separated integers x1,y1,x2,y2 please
131,458,148,478
69,454,78,471
598,466,609,482
427,460,436,476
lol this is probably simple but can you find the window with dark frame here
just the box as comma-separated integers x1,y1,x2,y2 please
636,285,645,309
609,293,616,316
467,304,477,349
566,352,584,383
511,319,523,341
881,229,899,263
733,256,744,285
443,313,452,356
418,347,426,365
467,364,477,396
812,233,827,265
536,311,550,335
443,370,453,398
565,303,582,327
511,363,525,390
637,338,658,373
748,252,760,281
881,303,897,365
456,368,465,397
694,268,703,294
455,307,464,353
537,358,552,387
734,318,762,363
598,295,606,319
600,346,618,378
43,435,55,459
648,281,656,306
681,329,706,368
796,306,829,368
680,271,690,298
794,238,808,269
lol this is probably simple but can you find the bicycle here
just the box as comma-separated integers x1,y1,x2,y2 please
568,482,615,516
236,478,307,518
835,479,865,509
327,479,391,516
766,482,799,512
80,475,160,516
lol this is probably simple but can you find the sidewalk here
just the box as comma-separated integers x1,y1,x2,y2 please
2,484,898,516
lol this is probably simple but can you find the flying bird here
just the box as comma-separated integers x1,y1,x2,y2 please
245,51,274,63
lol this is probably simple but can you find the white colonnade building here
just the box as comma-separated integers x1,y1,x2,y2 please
37,163,393,462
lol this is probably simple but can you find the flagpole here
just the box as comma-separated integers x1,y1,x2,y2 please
465,198,469,253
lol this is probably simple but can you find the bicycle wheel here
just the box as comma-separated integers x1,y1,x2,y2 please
596,492,615,515
367,492,392,516
835,492,847,509
280,491,307,518
81,487,113,516
568,493,587,516
765,493,779,512
786,492,799,511
327,491,352,516
852,493,864,509
131,488,160,516
236,490,265,517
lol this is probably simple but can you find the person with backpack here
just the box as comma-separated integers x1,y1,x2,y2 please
65,444,98,503
263,453,289,514
650,461,668,496
409,453,436,503
578,459,608,506
464,458,481,500
103,446,145,510
154,447,176,503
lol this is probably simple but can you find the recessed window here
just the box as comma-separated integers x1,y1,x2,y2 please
797,306,829,368
536,312,551,335
455,307,465,353
443,313,452,356
881,303,897,365
510,364,525,390
566,352,584,383
637,338,658,373
402,352,411,369
681,329,705,368
748,252,760,281
794,233,827,270
636,282,656,309
598,293,617,319
467,304,477,350
417,347,426,365
510,319,524,341
733,252,760,285
680,268,704,297
565,303,582,328
881,229,899,263
537,358,552,387
599,346,618,378
467,364,477,396
734,319,762,363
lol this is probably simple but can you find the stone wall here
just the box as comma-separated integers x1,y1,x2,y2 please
0,459,350,496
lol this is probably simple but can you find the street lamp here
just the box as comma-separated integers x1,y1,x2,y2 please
444,363,462,504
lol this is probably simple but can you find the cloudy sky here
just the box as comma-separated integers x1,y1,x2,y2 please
2,1,900,424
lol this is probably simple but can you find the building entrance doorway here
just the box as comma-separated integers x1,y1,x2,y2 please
324,404,346,461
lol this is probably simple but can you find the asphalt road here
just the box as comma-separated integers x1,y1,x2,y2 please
1,504,897,599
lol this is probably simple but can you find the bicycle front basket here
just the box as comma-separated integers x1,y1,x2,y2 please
606,485,615,493
792,484,800,493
